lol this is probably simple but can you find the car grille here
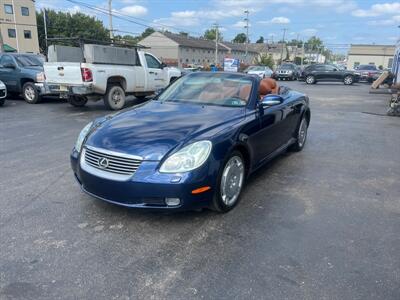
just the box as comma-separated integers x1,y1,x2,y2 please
84,147,142,176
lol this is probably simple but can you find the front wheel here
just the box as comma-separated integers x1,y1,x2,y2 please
305,75,315,84
343,75,354,85
104,84,126,110
68,95,88,107
22,82,41,104
0,98,5,106
211,151,246,213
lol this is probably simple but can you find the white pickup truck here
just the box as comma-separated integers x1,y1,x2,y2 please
43,47,181,110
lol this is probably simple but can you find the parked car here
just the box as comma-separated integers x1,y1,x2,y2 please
354,64,381,83
272,63,298,81
246,66,273,78
70,73,310,212
299,64,360,85
0,53,46,104
0,80,6,106
44,46,181,110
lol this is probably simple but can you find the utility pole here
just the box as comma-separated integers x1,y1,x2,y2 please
108,0,114,40
214,23,219,66
279,28,287,64
301,41,305,66
244,10,249,59
43,9,48,54
11,0,19,52
294,33,300,59
0,29,4,52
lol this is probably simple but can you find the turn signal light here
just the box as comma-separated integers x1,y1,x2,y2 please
191,186,211,194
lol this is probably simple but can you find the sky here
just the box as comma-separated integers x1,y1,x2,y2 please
36,0,400,53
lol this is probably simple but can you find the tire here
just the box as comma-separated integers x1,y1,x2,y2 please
343,75,354,85
290,114,309,152
305,75,315,84
0,98,5,106
22,82,41,104
104,84,126,110
68,95,88,107
211,151,246,213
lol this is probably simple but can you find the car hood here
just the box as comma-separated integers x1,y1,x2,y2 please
86,101,245,161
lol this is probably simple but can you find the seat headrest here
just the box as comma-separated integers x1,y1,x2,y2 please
259,78,279,97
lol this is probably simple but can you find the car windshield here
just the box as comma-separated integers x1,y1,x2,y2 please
14,55,43,67
251,66,265,71
358,65,376,70
158,73,252,107
280,64,295,70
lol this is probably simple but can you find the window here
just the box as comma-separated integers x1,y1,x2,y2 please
186,59,189,63
388,58,393,68
24,30,31,39
8,29,16,38
0,55,15,67
208,50,210,54
4,4,13,14
21,7,29,16
192,49,195,52
145,54,161,69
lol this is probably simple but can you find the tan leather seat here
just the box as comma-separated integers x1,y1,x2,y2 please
259,78,279,99
239,84,252,101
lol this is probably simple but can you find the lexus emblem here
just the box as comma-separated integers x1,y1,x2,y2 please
98,157,109,169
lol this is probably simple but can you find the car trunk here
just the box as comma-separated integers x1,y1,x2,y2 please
44,62,84,85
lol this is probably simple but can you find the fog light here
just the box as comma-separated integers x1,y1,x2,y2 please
165,198,181,206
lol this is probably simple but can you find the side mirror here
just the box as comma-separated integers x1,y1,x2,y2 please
160,62,167,69
261,94,283,107
3,63,16,69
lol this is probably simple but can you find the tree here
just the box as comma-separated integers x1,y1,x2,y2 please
115,34,139,45
256,36,264,43
37,10,110,53
203,28,223,41
179,31,188,37
306,36,323,51
232,33,247,43
287,39,302,47
255,53,274,69
141,28,155,39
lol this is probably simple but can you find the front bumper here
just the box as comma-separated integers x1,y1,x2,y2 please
70,149,216,211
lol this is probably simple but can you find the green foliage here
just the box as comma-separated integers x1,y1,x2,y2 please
37,10,110,53
255,53,274,69
141,28,155,39
287,39,302,47
256,36,264,43
306,36,323,51
232,33,247,43
203,28,223,41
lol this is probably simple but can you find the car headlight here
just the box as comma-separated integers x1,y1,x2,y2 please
75,122,93,152
160,140,212,173
36,72,46,82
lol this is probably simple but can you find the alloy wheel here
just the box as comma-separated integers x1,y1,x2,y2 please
24,86,35,101
220,156,245,206
298,118,308,147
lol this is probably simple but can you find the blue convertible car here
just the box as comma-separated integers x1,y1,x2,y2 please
71,72,310,212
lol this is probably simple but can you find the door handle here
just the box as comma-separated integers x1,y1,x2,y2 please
149,71,155,74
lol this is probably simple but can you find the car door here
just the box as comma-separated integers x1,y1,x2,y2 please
0,55,18,92
252,95,292,163
323,64,341,81
144,53,165,91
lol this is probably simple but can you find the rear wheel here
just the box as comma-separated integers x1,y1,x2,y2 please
211,151,246,213
104,84,126,110
68,95,88,107
22,82,41,104
343,75,354,85
290,115,308,152
305,75,315,84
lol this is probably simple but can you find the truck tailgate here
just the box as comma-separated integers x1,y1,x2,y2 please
44,62,83,85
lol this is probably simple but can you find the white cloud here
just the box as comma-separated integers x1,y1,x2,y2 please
171,11,197,18
232,21,250,28
301,28,318,37
258,17,291,25
352,2,400,17
368,15,400,26
119,5,148,16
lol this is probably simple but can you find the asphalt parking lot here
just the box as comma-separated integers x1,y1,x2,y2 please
1,81,399,300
